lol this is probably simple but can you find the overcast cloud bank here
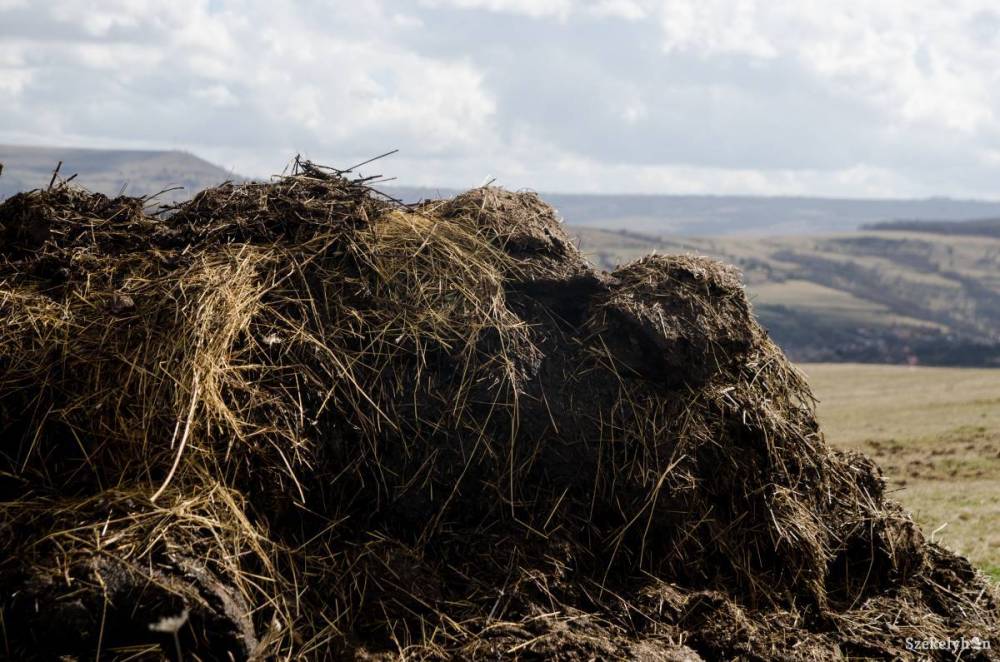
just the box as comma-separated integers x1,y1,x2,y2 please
2,0,1000,197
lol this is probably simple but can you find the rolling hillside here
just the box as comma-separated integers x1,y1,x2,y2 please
391,185,1000,236
0,144,237,202
863,217,1000,238
575,226,1000,366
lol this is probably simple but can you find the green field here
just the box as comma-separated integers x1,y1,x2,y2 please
803,363,1000,579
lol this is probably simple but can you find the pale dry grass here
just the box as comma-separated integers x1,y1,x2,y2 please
803,362,1000,577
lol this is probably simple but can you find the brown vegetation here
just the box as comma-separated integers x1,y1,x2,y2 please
0,166,996,659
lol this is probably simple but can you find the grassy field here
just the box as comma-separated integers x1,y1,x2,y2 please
802,363,1000,580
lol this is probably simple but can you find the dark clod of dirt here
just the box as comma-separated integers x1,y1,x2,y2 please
0,166,996,660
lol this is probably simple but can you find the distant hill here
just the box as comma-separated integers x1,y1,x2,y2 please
392,185,1000,236
862,217,1000,238
575,226,1000,366
0,144,238,202
6,148,1000,236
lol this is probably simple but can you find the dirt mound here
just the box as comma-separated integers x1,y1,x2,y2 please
0,167,996,660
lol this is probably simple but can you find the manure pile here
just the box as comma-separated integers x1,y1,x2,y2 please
0,165,996,660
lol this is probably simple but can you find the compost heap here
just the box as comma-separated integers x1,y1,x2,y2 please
0,164,996,661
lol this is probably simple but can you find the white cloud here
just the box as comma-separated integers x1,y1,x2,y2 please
511,150,915,197
649,0,997,134
418,0,573,19
3,0,1000,197
658,0,777,59
193,84,239,108
0,68,31,96
620,97,647,123
586,0,646,20
1,1,496,162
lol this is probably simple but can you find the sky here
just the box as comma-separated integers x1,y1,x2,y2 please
2,0,1000,197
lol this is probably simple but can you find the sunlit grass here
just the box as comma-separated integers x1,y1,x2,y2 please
805,362,1000,581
